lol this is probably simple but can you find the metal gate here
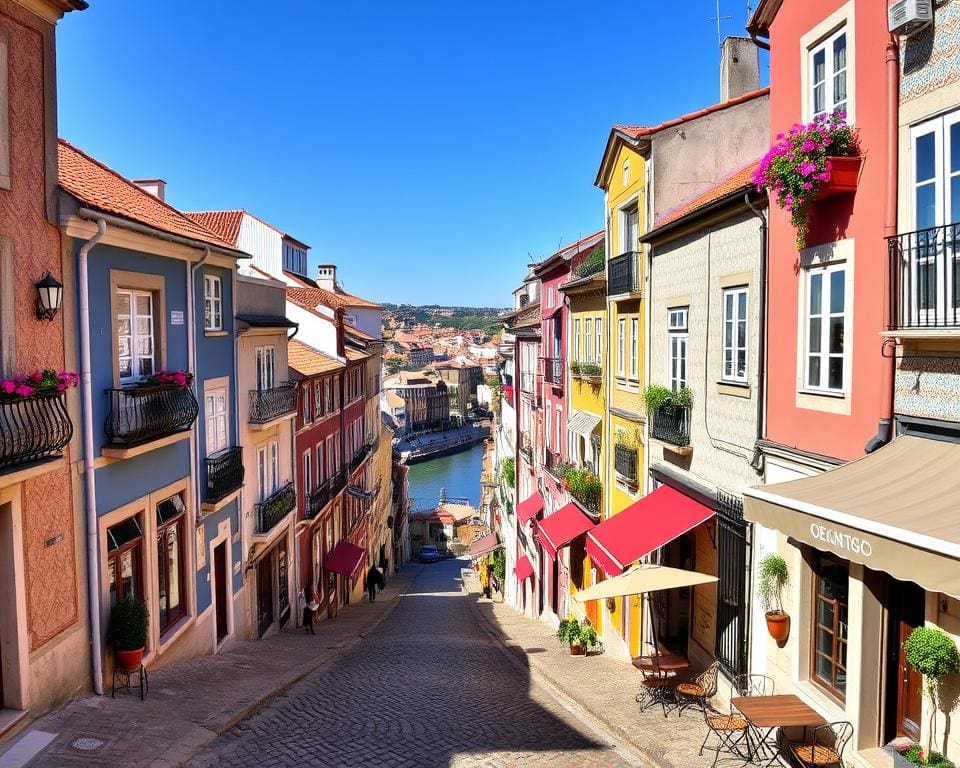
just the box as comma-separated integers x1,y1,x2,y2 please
715,490,751,680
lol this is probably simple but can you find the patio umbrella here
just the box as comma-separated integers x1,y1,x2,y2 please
571,563,717,602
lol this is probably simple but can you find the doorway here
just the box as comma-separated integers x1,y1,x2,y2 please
885,577,925,744
657,533,694,653
214,542,228,644
256,553,274,638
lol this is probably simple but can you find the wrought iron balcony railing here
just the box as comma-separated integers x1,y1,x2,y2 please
608,251,641,296
349,441,374,473
542,358,564,390
204,447,244,504
0,392,73,471
305,470,346,519
614,444,638,481
519,372,537,394
248,383,297,425
105,386,199,447
888,223,960,330
650,404,691,447
545,449,567,478
255,481,295,535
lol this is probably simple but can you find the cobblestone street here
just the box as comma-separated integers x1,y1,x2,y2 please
186,559,637,768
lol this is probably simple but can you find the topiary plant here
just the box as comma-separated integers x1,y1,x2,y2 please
904,626,960,760
109,594,149,651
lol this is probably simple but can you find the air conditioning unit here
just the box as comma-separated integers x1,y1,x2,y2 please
888,0,933,35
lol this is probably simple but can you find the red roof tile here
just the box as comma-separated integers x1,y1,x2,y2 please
613,88,769,140
286,273,382,311
58,140,241,252
186,210,245,244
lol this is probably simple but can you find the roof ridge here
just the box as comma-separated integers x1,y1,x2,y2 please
612,86,770,138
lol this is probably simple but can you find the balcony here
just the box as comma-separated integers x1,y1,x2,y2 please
0,392,72,473
650,404,691,448
248,383,297,427
888,223,960,332
305,470,346,519
564,466,602,517
349,441,375,473
545,449,567,478
254,481,295,535
614,444,638,482
608,252,641,296
104,386,199,450
542,358,564,391
204,447,244,505
519,373,537,395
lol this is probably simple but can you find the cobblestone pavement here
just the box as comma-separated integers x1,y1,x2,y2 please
187,559,638,768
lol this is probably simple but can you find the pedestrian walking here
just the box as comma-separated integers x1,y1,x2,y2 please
365,565,381,603
301,586,319,634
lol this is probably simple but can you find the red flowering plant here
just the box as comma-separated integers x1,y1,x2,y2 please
139,370,194,390
0,369,78,401
753,111,859,249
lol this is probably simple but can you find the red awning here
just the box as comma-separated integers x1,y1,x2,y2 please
538,502,595,560
586,485,714,576
469,533,501,559
324,541,365,578
514,555,535,581
517,492,544,524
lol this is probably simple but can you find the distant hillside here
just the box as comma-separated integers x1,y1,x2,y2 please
382,304,508,335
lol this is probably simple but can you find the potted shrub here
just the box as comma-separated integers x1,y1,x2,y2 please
579,623,599,656
898,745,955,767
758,553,790,644
109,594,149,669
557,617,585,656
904,626,960,763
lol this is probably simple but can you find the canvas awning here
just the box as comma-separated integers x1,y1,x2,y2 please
514,555,535,582
324,541,365,578
469,533,501,559
586,485,714,576
572,564,718,602
537,502,594,560
743,436,960,598
517,492,545,524
567,410,601,438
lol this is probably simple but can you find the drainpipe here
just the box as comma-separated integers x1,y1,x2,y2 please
78,218,107,695
189,250,210,535
866,36,900,454
745,194,768,473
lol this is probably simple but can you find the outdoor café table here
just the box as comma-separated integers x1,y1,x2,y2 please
732,694,826,767
632,650,690,674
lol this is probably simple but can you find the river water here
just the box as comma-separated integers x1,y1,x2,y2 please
406,442,485,511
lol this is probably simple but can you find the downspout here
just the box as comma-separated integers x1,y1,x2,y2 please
866,36,900,453
745,194,768,473
78,218,107,694
748,30,770,51
189,249,210,535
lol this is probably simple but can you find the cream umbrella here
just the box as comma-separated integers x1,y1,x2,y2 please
572,563,718,603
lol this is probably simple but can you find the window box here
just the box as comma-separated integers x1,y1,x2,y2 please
813,155,862,201
0,391,72,471
650,404,691,448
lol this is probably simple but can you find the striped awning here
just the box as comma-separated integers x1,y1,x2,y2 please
567,410,601,438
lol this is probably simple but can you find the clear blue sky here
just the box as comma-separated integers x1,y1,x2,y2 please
57,1,767,307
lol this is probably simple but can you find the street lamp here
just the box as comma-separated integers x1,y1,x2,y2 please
35,272,63,321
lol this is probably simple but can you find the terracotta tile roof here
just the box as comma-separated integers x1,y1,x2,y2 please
345,347,370,363
285,272,381,310
613,88,770,140
533,230,605,276
186,210,245,244
646,160,762,237
288,340,345,377
58,140,241,253
287,284,381,313
346,325,377,342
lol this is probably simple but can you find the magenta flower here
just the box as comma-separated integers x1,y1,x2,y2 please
1,380,14,394
14,385,32,397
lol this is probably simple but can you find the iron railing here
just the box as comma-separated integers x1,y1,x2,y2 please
542,358,564,389
349,441,374,473
545,449,567,478
204,447,244,504
0,392,72,470
715,490,751,681
105,386,199,447
888,223,960,330
254,481,295,535
614,444,638,481
650,404,691,447
248,383,297,424
608,251,641,295
519,372,537,394
306,469,347,519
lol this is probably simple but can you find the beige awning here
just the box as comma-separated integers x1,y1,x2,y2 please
567,409,602,439
744,436,960,598
571,563,718,602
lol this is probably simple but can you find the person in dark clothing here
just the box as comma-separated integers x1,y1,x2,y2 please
301,586,318,634
365,566,381,603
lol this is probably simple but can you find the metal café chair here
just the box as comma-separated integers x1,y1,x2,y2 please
676,660,720,717
635,657,675,718
787,721,853,768
734,673,775,698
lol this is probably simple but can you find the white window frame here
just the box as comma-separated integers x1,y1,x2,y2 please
584,318,593,363
573,318,581,362
722,287,749,383
203,274,222,332
555,405,562,456
303,450,313,494
303,383,312,424
204,387,228,456
595,315,603,364
803,264,846,394
255,346,275,391
317,443,325,483
620,202,639,255
617,318,625,377
809,25,847,120
668,307,689,392
629,317,639,380
545,406,552,453
116,289,156,384
257,440,280,502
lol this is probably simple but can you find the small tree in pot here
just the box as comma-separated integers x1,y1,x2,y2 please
557,617,585,656
110,594,149,669
758,554,790,645
904,626,960,763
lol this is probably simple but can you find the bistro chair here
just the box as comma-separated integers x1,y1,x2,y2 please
734,673,775,698
787,721,853,768
699,707,751,768
676,660,720,717
635,659,675,718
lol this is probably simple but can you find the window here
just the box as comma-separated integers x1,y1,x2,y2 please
326,435,336,477
156,494,187,633
584,318,592,363
317,443,325,483
573,318,581,362
629,317,639,379
595,315,603,363
303,384,312,424
809,26,847,118
315,381,323,418
545,406,552,452
722,287,749,382
804,265,845,392
255,346,275,391
555,405,562,453
116,289,155,383
204,388,228,455
257,441,280,501
811,551,849,699
668,307,689,391
617,318,625,377
203,275,222,331
107,517,143,609
303,451,313,494
621,203,639,254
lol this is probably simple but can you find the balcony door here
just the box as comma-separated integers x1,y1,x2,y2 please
909,111,960,326
205,389,228,456
620,203,639,255
255,346,275,391
116,289,155,384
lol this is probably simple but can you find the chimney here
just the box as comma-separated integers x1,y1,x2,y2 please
316,264,337,291
133,179,167,201
720,36,760,101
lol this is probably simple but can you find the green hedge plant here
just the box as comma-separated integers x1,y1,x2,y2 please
109,594,148,651
904,626,960,760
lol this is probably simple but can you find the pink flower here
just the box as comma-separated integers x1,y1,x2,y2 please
14,385,32,397
801,140,818,153
803,182,813,191
799,161,817,177
56,383,67,391
28,371,42,383
1,380,15,394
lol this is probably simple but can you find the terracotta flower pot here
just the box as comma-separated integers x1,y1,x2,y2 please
814,155,863,200
569,644,584,656
765,611,791,644
116,647,144,670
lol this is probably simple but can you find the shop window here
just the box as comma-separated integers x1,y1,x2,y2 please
811,551,849,699
107,517,143,608
156,494,187,634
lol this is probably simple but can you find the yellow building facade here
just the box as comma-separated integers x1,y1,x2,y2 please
595,129,649,658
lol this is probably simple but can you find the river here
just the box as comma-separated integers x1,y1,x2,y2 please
406,442,485,511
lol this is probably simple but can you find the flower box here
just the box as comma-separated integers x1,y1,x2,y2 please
814,155,863,200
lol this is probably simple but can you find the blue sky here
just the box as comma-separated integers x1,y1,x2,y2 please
57,1,767,307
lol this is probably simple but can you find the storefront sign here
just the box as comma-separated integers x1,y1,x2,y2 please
808,523,873,558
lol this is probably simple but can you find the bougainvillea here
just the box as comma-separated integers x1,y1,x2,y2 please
141,370,193,389
0,369,78,401
753,111,859,249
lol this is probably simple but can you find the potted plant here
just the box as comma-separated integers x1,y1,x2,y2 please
109,594,148,669
0,369,78,401
904,626,960,764
758,553,790,644
897,745,956,767
557,617,585,656
579,623,599,656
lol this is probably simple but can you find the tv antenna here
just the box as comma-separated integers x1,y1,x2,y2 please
710,0,732,48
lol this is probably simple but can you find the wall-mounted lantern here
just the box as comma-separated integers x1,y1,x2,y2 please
35,272,63,321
